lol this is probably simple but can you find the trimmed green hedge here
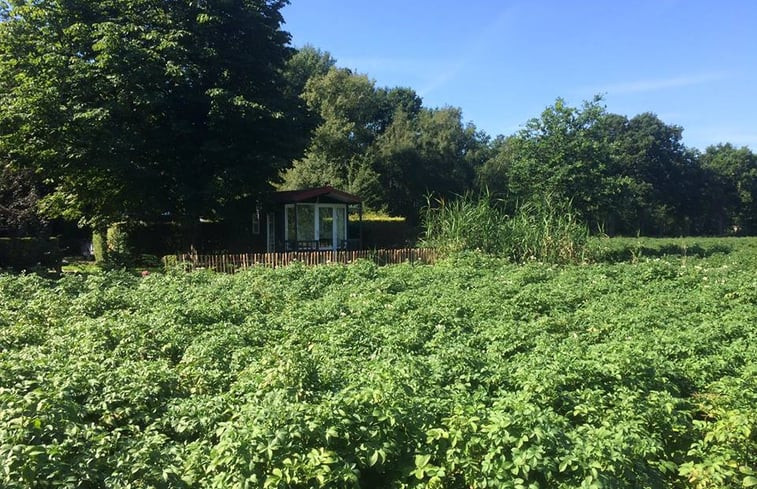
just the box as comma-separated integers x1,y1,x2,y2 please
360,218,419,248
0,237,61,272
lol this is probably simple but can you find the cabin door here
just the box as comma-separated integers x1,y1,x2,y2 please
317,206,335,250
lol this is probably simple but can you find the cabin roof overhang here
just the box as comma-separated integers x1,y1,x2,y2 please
271,186,362,205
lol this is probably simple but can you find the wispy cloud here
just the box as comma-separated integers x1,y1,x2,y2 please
418,61,467,97
419,6,518,97
595,72,729,95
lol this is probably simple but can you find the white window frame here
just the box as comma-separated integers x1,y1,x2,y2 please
284,203,348,249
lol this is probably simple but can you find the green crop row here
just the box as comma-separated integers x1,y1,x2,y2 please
1,239,755,488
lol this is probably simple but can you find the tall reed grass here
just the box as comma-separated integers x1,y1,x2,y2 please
421,193,589,263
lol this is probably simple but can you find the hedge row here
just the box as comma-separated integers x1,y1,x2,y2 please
0,237,61,272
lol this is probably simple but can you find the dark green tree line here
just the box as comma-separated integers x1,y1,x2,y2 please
1,0,754,242
0,0,305,240
281,62,488,221
478,98,756,236
699,144,757,234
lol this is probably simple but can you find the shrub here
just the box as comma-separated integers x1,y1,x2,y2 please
359,216,418,249
0,237,61,272
92,229,107,264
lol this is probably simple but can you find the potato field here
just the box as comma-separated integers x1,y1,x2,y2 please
1,239,755,488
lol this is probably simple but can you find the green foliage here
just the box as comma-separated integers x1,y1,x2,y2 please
480,97,619,230
91,229,107,264
700,143,757,235
421,193,589,263
104,223,134,269
0,0,304,229
368,107,488,222
280,67,387,200
586,236,745,263
603,112,702,236
420,193,504,255
361,216,418,249
1,240,756,487
0,237,60,272
0,165,45,237
1,241,756,486
280,62,485,219
504,198,590,264
477,98,740,237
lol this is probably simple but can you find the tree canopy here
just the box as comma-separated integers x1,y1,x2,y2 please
280,65,487,221
0,2,755,242
0,0,304,229
700,143,757,234
477,97,755,236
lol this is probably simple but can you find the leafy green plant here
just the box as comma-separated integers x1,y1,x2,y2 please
0,238,755,487
104,222,134,269
420,192,504,255
421,193,589,263
504,196,589,263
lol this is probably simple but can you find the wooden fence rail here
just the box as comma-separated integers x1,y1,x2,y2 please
163,248,437,273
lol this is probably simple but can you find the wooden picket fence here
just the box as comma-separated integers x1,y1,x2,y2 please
164,248,437,273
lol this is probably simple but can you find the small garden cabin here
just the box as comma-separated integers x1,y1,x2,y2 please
261,186,362,252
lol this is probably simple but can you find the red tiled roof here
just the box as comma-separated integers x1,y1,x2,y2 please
272,186,362,204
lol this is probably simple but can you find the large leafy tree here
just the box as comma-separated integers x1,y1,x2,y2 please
480,97,622,230
699,143,757,234
280,67,379,194
604,113,702,235
0,0,304,233
280,66,424,206
479,99,717,236
280,62,483,219
281,44,336,149
368,106,488,221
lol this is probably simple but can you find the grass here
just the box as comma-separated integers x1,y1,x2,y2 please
61,257,163,276
420,193,589,263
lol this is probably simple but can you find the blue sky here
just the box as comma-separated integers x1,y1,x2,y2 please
282,0,757,151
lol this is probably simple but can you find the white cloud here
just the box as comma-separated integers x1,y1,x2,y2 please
595,72,729,94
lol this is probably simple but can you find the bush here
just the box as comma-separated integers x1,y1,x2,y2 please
105,223,133,268
360,216,418,249
136,254,161,268
92,229,107,264
92,223,134,269
0,237,61,272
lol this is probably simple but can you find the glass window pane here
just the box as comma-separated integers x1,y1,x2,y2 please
297,204,315,240
335,206,346,242
286,206,296,240
319,207,333,248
